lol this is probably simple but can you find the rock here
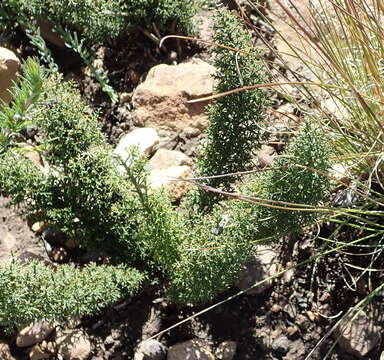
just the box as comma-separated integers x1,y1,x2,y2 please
271,304,282,313
284,338,306,360
215,341,237,360
321,97,349,121
150,149,192,170
149,165,193,201
64,237,79,249
0,47,20,104
0,341,16,360
134,339,167,360
31,221,48,234
331,163,351,186
16,321,55,348
335,310,381,358
236,245,278,295
49,246,68,263
113,128,160,166
271,335,289,355
286,326,299,337
23,148,47,172
148,149,193,200
56,329,91,360
257,145,275,168
35,17,65,48
29,341,56,360
119,92,131,104
132,58,216,134
193,10,214,44
167,339,214,360
141,308,162,339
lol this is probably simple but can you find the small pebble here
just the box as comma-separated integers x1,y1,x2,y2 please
286,325,299,337
306,310,316,322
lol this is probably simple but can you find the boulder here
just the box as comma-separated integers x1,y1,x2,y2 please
16,321,55,348
167,339,214,360
236,245,279,295
56,329,91,360
0,47,20,104
132,58,216,134
335,310,381,358
134,339,167,360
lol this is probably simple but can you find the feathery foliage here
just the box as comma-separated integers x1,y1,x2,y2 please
170,122,331,304
2,0,198,42
0,57,45,153
196,9,268,211
0,260,144,330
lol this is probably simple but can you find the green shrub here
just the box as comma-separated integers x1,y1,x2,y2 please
0,59,183,267
0,57,331,315
0,260,144,330
170,122,330,304
123,0,198,36
168,213,253,303
195,9,268,211
34,74,104,165
2,0,198,42
228,121,331,242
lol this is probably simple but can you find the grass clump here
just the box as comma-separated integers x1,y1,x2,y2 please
195,9,268,211
0,260,144,330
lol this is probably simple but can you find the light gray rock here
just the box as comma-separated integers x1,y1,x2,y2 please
132,59,216,134
167,339,214,360
113,128,159,166
271,335,289,355
335,310,381,358
134,339,167,360
215,341,237,360
321,97,349,121
0,47,20,104
56,329,91,360
16,321,55,348
236,245,278,295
